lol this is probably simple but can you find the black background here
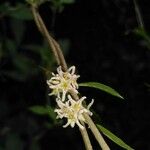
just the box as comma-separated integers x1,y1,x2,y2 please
0,0,150,149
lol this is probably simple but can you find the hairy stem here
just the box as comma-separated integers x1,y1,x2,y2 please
70,91,110,150
31,5,92,150
84,113,110,150
31,6,67,71
79,123,93,150
30,4,110,150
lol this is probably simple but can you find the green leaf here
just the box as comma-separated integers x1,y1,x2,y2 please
29,105,56,120
29,105,50,115
134,28,150,44
97,124,134,150
79,82,123,99
46,105,57,121
8,4,33,20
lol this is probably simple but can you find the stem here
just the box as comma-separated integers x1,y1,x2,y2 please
69,90,79,101
84,113,110,150
31,5,93,150
30,4,110,150
31,6,67,71
69,90,110,149
79,124,93,150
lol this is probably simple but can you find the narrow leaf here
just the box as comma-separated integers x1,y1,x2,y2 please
79,82,123,99
97,124,134,150
134,28,150,46
29,105,56,120
46,105,57,121
29,105,49,115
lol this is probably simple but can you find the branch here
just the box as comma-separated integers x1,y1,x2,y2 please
31,6,67,71
84,113,110,150
30,4,110,150
79,123,93,150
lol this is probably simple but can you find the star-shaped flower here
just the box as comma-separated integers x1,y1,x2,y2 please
54,95,94,129
47,66,80,101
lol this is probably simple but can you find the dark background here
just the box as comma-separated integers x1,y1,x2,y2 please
0,0,150,150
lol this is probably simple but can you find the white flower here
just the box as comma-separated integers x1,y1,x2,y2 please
54,95,94,130
47,66,80,101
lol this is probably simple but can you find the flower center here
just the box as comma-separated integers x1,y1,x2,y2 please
62,81,69,90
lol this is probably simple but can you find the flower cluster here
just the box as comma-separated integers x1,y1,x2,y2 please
47,66,79,101
47,66,93,129
55,95,94,129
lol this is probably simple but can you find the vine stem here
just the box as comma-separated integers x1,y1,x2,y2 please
71,91,110,150
79,123,93,150
31,6,67,71
30,4,110,150
31,5,92,150
84,113,110,150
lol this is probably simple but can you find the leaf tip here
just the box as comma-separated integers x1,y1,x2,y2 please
118,94,124,100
